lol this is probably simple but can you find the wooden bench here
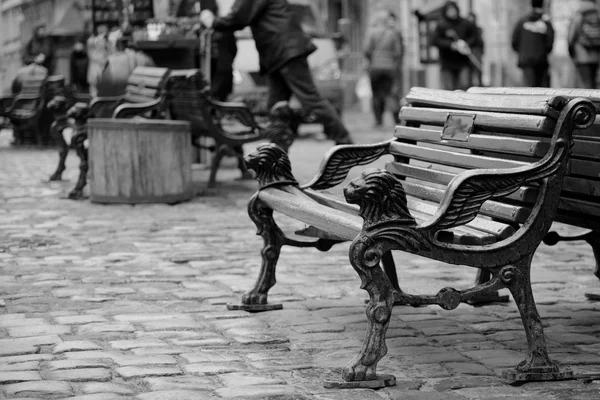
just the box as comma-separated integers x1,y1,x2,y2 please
166,69,296,187
2,75,49,145
232,88,596,387
49,67,171,199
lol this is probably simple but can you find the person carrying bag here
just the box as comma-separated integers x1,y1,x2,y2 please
568,0,600,89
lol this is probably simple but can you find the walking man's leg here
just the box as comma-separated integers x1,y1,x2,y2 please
457,66,471,91
440,68,455,90
277,57,352,144
522,67,536,87
370,70,386,127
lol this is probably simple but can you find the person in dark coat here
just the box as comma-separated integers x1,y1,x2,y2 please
511,0,555,87
23,25,56,74
178,0,238,101
200,0,353,145
70,41,89,93
467,12,484,86
432,1,478,91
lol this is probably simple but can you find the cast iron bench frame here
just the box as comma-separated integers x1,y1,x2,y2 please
166,69,296,188
47,66,171,199
231,89,596,388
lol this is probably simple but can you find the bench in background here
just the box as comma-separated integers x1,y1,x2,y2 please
166,69,296,188
2,75,57,146
49,67,171,199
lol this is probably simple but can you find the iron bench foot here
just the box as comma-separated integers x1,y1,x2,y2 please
226,303,283,313
503,366,573,383
323,374,396,389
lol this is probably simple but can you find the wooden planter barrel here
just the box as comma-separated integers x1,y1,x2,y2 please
88,119,192,204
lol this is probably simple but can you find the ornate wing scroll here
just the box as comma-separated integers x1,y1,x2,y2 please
421,138,569,233
302,140,394,191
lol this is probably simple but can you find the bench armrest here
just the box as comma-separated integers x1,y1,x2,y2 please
301,140,395,191
6,94,44,115
89,95,125,118
0,96,14,116
113,97,165,119
208,98,260,130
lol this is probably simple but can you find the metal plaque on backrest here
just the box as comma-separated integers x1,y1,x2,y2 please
442,113,476,142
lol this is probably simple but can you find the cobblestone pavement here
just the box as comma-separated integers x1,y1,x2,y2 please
1,111,600,400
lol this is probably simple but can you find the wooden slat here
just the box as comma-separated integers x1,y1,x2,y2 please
467,86,600,103
386,162,538,205
389,142,528,170
406,87,556,116
575,120,600,139
302,188,508,244
570,159,600,180
555,211,600,231
406,197,515,239
124,93,159,104
395,126,548,157
386,162,455,185
402,181,530,224
127,76,165,90
563,176,600,197
132,66,170,78
571,139,600,160
125,85,159,98
258,188,360,241
399,107,555,135
557,196,600,217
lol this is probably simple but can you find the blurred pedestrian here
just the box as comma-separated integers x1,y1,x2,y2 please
70,40,89,93
432,1,478,91
364,10,403,127
511,0,555,87
199,0,353,145
87,24,110,97
568,0,600,89
467,12,484,87
194,0,237,102
97,36,155,97
22,24,55,74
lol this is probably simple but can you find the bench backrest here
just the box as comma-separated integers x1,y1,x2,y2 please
13,76,48,115
124,66,170,104
167,69,236,136
45,75,65,101
393,87,600,232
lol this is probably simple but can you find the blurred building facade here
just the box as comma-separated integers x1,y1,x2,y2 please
363,0,579,91
0,0,585,96
0,0,88,95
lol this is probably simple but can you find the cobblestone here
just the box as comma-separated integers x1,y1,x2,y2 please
2,380,73,398
1,123,600,398
116,366,183,379
0,371,42,384
53,340,103,353
42,368,111,382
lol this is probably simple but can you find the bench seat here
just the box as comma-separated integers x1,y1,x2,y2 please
267,187,514,245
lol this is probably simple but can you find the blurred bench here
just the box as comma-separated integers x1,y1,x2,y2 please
166,69,296,188
2,75,52,145
233,88,595,387
49,66,171,199
467,87,600,299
